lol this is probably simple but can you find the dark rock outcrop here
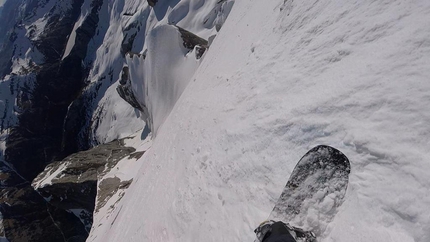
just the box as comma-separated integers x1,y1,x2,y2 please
47,0,105,159
119,66,130,85
0,0,26,78
147,0,158,7
61,93,92,156
4,0,104,181
176,26,208,59
116,65,148,113
0,163,88,242
67,0,104,60
0,0,108,241
33,139,138,230
121,21,141,56
5,0,86,183
96,177,132,213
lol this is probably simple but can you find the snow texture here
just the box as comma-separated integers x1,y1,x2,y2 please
1,0,429,241
133,24,200,134
32,161,71,189
269,145,350,237
88,130,152,241
88,0,430,241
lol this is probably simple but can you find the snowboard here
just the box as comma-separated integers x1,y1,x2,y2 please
257,145,350,242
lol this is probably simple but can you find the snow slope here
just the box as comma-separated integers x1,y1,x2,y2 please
69,0,234,146
89,0,430,241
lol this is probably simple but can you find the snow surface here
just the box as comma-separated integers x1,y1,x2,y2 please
92,81,145,144
88,130,152,241
88,0,430,241
32,161,70,189
134,24,200,134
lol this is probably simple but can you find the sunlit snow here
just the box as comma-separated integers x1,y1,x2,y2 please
87,0,430,242
1,0,429,241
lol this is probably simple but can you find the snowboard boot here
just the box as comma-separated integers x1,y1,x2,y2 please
254,221,316,242
254,220,297,242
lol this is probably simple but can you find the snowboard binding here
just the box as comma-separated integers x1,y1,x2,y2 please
290,224,316,242
254,220,316,242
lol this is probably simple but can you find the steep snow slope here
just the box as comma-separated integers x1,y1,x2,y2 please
94,0,430,241
69,0,233,147
1,0,235,239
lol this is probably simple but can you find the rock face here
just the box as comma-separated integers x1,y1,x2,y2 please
65,0,104,60
33,139,139,231
0,0,22,78
176,26,209,59
5,0,86,183
0,163,88,242
116,65,147,113
0,0,106,240
59,0,106,156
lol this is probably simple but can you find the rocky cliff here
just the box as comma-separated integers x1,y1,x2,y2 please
32,138,144,232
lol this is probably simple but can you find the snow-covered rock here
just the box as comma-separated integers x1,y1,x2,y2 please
32,136,149,232
0,162,88,242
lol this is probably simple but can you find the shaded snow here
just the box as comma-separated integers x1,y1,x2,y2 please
90,0,430,241
136,24,200,134
92,82,145,144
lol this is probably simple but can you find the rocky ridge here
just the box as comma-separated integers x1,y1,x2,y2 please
32,138,144,232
